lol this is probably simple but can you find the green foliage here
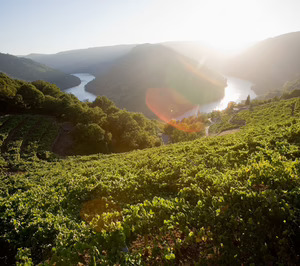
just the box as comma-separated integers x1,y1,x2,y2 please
281,89,300,100
209,112,239,134
17,84,45,108
0,73,22,98
91,96,119,115
1,97,300,264
283,77,300,92
0,74,162,154
164,115,206,143
73,123,107,154
31,80,62,98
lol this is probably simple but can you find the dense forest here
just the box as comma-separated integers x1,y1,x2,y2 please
0,72,300,264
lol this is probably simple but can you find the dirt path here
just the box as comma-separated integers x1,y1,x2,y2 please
52,122,75,156
217,128,240,136
205,118,213,137
206,117,242,137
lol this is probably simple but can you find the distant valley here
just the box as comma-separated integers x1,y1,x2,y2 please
2,31,300,118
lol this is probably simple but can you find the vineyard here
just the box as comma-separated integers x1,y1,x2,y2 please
1,98,300,265
0,115,59,174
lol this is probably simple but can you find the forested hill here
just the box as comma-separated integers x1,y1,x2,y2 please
86,44,227,118
0,91,300,264
0,73,162,154
0,53,80,89
225,31,300,94
25,44,136,74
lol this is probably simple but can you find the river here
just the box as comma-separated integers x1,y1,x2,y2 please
64,73,97,102
176,76,256,120
66,74,256,116
200,76,256,113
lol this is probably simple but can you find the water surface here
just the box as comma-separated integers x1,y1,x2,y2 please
176,76,256,120
66,74,256,118
64,73,97,102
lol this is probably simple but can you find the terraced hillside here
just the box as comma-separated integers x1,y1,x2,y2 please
0,114,59,174
1,98,300,265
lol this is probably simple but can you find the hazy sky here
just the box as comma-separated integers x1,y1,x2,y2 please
1,0,300,55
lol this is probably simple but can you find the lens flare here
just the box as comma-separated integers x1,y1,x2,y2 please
178,56,225,88
146,56,225,133
146,87,204,132
146,87,194,120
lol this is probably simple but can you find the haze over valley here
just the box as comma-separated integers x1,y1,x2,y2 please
19,31,300,118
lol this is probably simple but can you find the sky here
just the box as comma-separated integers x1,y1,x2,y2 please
1,0,300,55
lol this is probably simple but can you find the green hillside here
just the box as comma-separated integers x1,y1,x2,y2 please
0,114,58,168
1,94,300,264
0,73,162,154
0,53,80,89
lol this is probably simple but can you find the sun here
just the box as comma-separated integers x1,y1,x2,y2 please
169,0,264,54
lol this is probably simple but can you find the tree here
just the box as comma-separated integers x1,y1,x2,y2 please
32,80,62,98
92,96,118,114
17,84,45,108
245,95,250,105
73,123,107,154
225,101,236,113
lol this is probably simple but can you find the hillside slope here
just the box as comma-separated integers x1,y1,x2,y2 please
0,74,162,154
0,96,300,265
226,31,300,94
163,41,227,71
86,44,227,118
0,53,80,89
25,44,136,75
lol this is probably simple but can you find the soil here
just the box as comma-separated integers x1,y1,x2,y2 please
52,122,75,156
217,128,240,136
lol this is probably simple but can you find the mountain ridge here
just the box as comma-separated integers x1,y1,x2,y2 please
25,44,137,74
225,31,300,94
0,53,80,89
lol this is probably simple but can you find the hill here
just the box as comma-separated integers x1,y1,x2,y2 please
86,44,227,118
163,41,227,71
225,31,300,94
0,95,300,264
0,73,162,154
25,44,136,75
0,53,80,89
